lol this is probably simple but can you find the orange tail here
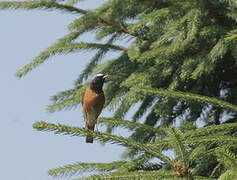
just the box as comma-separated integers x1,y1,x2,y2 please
85,123,95,143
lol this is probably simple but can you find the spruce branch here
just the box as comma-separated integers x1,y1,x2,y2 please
215,148,237,169
183,123,237,138
16,42,126,77
98,118,162,134
132,96,154,122
225,29,237,42
75,34,119,85
133,87,237,112
68,11,152,41
0,1,86,14
135,162,162,171
47,84,85,112
50,87,81,102
166,127,188,169
15,29,81,77
137,8,203,63
218,170,237,180
184,136,237,145
188,145,207,161
226,11,237,22
48,161,126,178
113,91,141,120
193,176,216,180
47,96,81,112
218,0,237,7
149,135,237,147
193,29,237,79
32,121,170,162
210,163,222,178
115,153,152,173
75,49,106,85
77,171,175,180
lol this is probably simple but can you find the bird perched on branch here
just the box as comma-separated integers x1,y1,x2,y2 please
82,74,108,143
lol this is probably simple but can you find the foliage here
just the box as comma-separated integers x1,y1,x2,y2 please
2,0,237,179
33,119,237,179
2,0,237,126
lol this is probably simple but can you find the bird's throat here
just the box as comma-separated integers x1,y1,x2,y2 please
90,84,103,94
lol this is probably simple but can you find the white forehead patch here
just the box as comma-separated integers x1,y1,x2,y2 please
92,73,104,80
95,73,104,77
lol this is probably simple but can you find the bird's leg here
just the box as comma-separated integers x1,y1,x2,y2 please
95,123,99,132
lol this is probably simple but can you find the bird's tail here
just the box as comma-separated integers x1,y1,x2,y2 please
85,123,95,143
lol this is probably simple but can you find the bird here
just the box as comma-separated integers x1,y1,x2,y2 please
82,74,108,143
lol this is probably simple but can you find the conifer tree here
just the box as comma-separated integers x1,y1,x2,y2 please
1,0,237,179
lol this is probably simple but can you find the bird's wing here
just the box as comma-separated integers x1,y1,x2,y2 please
81,89,86,106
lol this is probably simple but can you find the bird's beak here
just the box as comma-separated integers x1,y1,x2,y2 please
103,75,109,81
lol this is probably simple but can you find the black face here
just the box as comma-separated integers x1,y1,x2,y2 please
90,74,107,92
92,75,105,85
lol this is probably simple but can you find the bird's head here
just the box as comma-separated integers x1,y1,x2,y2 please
90,74,109,92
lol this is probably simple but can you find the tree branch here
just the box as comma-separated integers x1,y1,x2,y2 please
0,1,87,14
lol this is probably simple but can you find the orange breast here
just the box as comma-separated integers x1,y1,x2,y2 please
82,87,105,120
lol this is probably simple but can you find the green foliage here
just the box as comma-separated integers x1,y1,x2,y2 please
5,0,237,130
0,1,86,14
218,170,237,180
16,41,126,78
33,121,171,162
215,147,237,170
48,161,126,177
46,86,85,112
33,120,237,179
133,87,237,112
4,0,237,179
76,171,175,180
98,117,162,134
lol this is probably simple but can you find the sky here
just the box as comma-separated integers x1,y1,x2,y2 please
0,1,126,180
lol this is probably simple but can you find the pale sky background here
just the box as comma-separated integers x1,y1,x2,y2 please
0,1,126,180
